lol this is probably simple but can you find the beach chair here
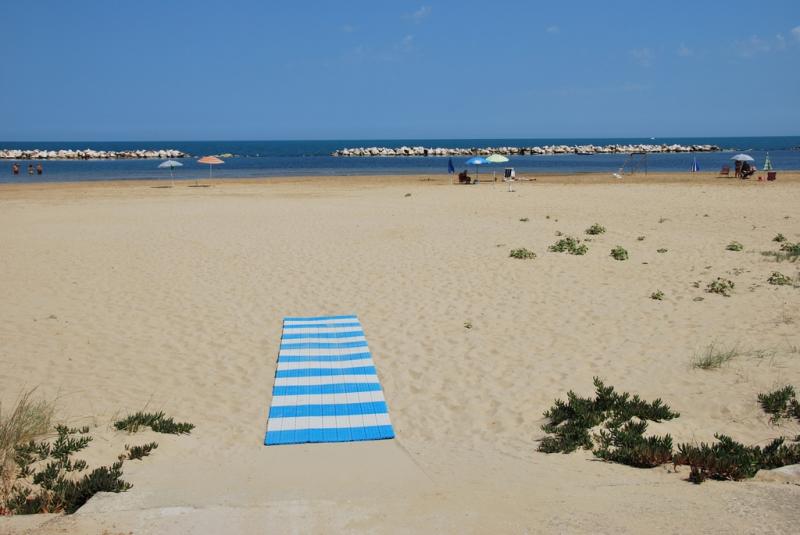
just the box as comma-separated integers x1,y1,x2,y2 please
719,165,730,177
503,168,516,192
767,171,777,181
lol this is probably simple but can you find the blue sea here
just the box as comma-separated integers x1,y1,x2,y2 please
1,137,798,184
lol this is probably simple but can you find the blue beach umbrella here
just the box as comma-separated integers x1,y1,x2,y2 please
465,156,488,181
447,157,455,174
690,157,700,173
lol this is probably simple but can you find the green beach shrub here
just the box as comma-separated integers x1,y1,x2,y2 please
6,424,132,514
539,380,800,484
519,217,529,222
113,411,194,435
780,242,800,255
726,241,744,251
549,236,588,255
637,236,646,241
773,233,786,243
706,278,734,297
509,248,536,259
767,272,793,286
123,442,158,461
610,246,628,261
674,434,800,484
538,378,679,464
650,290,664,300
585,223,606,235
758,386,800,423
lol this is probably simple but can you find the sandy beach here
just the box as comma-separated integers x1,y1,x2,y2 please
2,172,799,534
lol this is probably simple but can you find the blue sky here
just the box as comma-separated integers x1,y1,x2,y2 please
2,0,799,140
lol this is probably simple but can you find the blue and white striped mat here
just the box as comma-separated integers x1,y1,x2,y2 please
264,315,395,445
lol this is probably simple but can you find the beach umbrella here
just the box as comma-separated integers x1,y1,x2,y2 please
730,154,754,162
485,154,509,164
763,152,773,171
485,154,510,184
690,157,700,173
196,155,224,186
447,157,455,174
158,159,183,186
465,156,488,182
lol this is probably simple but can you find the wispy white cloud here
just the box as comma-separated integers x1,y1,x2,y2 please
735,35,771,58
342,34,417,64
776,33,786,50
677,43,693,57
630,47,654,67
546,25,560,34
397,34,415,51
409,6,431,23
792,25,800,40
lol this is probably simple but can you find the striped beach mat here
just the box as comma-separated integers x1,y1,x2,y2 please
264,315,395,445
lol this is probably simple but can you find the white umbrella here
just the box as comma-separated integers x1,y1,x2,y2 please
158,159,183,186
730,154,754,162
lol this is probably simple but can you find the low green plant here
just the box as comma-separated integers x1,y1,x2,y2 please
463,321,472,329
540,381,800,484
692,343,740,369
650,290,664,300
781,242,800,255
726,241,744,251
509,248,536,259
113,412,194,435
637,236,645,241
123,442,158,461
706,277,735,297
758,386,800,423
657,248,668,253
549,236,588,256
519,217,529,222
610,246,628,261
594,421,674,468
538,378,679,465
773,233,786,243
674,434,800,483
6,425,131,514
585,223,606,235
767,271,793,286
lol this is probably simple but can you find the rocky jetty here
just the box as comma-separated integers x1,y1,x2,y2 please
0,148,188,160
332,144,720,157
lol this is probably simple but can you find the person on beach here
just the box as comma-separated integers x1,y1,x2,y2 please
36,163,43,175
28,164,34,175
12,163,19,175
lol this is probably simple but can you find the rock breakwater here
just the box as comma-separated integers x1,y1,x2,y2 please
0,148,188,160
332,144,720,157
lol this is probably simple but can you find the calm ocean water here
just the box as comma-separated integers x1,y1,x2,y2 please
1,137,798,184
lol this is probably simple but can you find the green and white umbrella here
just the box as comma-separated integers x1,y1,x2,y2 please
763,152,773,171
485,154,509,163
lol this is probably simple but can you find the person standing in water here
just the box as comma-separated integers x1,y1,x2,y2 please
36,163,43,175
12,163,19,175
28,164,34,175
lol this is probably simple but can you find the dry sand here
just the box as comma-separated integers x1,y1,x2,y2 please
1,172,799,534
